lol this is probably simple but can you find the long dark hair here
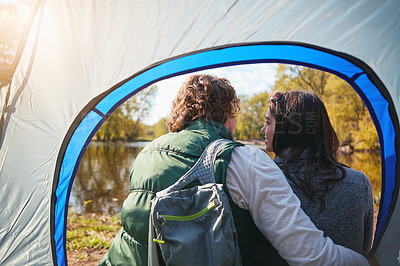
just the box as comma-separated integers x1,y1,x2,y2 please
269,91,346,211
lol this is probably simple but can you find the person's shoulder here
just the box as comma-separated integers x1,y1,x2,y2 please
344,166,368,180
342,166,372,189
232,143,275,164
140,132,179,153
233,143,264,156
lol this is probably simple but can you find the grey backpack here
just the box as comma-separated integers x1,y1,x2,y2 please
148,139,242,266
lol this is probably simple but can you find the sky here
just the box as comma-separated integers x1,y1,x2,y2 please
144,63,278,125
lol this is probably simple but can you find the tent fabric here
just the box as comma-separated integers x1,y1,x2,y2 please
0,1,399,265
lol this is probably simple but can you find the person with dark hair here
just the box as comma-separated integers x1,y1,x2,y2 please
261,90,374,263
100,75,372,266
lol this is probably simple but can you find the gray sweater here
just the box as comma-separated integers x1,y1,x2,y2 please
274,154,374,253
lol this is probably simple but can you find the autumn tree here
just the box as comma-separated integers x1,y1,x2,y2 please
153,118,169,138
95,86,158,141
235,92,269,140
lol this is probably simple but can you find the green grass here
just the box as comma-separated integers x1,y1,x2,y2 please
67,213,121,251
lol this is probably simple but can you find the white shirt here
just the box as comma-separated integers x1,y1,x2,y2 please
226,145,369,266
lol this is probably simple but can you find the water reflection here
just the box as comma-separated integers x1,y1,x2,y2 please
70,142,381,215
69,141,147,215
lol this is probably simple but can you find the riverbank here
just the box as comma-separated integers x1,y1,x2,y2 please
67,208,379,265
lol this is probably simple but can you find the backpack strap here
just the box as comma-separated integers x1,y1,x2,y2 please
156,139,230,196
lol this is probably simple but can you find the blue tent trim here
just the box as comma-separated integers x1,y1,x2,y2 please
51,42,398,265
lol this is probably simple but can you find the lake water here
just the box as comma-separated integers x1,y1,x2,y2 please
69,141,381,215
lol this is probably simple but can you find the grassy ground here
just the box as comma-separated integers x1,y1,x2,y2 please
67,213,121,265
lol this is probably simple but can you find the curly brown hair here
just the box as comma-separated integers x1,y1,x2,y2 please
167,74,240,132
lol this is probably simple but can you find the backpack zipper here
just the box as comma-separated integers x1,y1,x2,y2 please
157,199,218,224
153,200,219,244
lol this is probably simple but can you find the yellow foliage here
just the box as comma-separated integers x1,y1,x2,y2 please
235,92,269,140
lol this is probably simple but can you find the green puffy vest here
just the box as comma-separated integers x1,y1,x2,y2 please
100,119,272,266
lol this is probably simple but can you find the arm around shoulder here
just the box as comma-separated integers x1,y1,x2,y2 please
227,145,372,266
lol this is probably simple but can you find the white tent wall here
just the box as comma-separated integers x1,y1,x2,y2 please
0,0,399,265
